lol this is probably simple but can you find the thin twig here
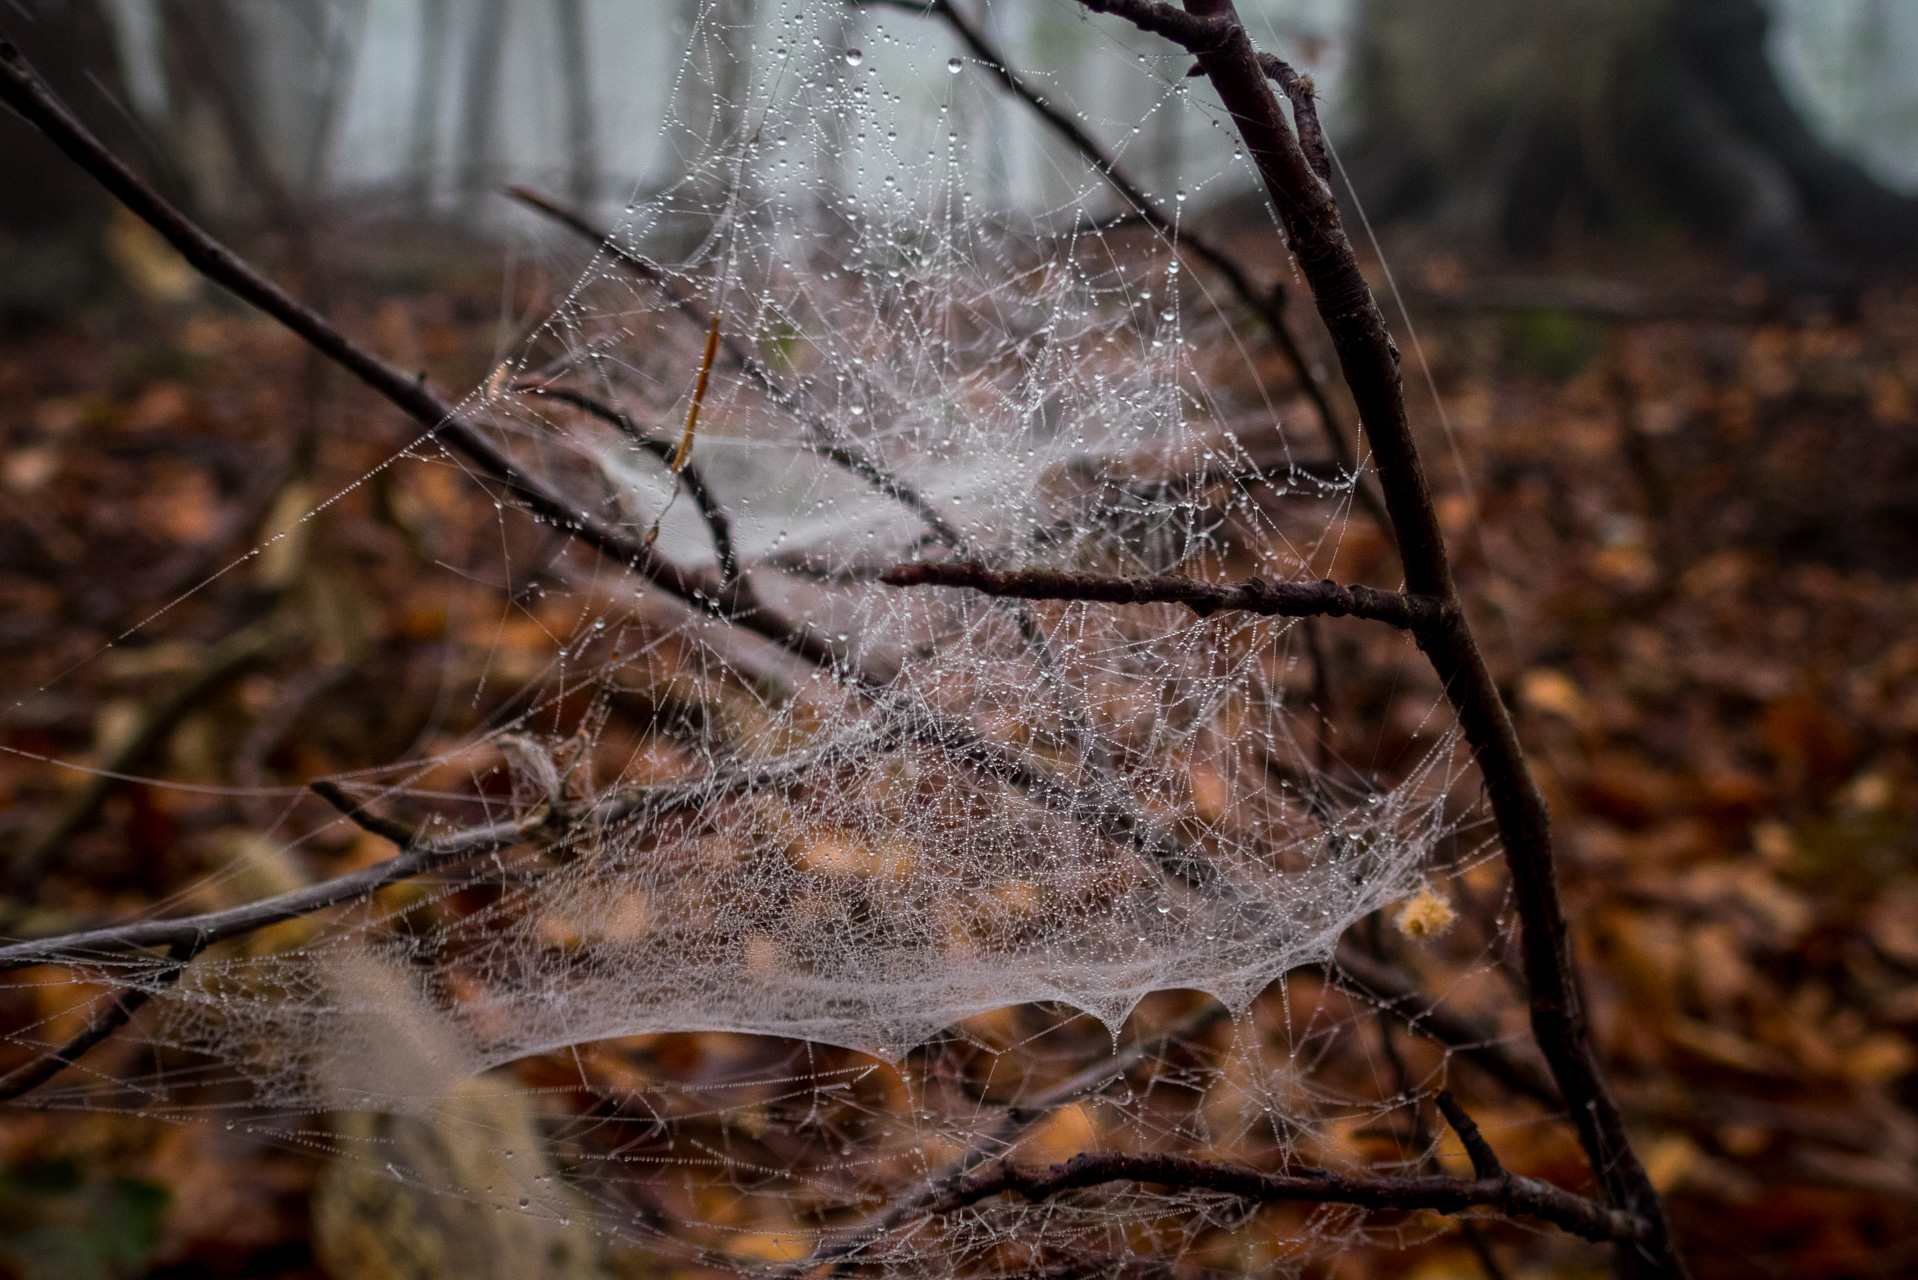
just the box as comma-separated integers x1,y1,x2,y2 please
1332,944,1559,1107
308,779,421,849
1436,1089,1506,1181
881,562,1458,632
506,185,968,550
854,0,1391,533
0,38,847,674
1067,2,1684,1272
517,380,743,584
0,940,199,1104
924,1151,1648,1245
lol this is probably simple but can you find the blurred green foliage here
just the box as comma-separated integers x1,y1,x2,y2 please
0,1158,168,1280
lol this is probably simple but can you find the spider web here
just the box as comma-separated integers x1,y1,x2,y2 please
6,4,1518,1275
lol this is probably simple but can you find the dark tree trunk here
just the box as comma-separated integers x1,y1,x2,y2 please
1343,0,1918,286
0,0,138,315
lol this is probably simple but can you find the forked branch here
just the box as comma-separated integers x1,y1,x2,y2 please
853,0,1389,532
1046,0,1685,1273
924,1152,1648,1246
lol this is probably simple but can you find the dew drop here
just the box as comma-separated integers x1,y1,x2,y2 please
844,48,863,65
947,57,962,74
519,1198,531,1209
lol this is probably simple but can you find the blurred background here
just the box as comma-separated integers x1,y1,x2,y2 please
1,1,1916,1278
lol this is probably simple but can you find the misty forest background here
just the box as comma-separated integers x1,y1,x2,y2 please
1,1,1918,1278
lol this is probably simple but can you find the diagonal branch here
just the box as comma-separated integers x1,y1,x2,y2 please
880,562,1458,632
506,185,968,550
0,940,200,1104
924,1151,1649,1246
1066,1,1685,1273
853,0,1389,533
1332,944,1559,1108
0,35,854,680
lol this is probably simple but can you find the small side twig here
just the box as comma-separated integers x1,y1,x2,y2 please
308,779,421,849
517,380,742,585
880,562,1458,633
506,185,969,551
1436,1089,1506,1181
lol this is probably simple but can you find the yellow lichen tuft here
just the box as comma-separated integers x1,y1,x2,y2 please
1393,885,1457,939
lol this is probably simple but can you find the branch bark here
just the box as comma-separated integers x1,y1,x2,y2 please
882,562,1457,631
0,940,199,1104
926,1151,1649,1246
1044,1,1685,1271
854,0,1389,533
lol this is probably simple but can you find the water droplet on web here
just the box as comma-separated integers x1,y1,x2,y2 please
947,57,962,74
1175,189,1187,203
519,1198,531,1209
849,404,865,416
1157,906,1170,914
844,48,863,66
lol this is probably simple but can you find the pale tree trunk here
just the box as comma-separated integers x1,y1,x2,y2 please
459,0,512,212
553,0,598,209
410,0,450,214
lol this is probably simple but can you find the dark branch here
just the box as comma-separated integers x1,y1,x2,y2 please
777,1001,1234,1278
1332,945,1560,1108
0,941,198,1104
1068,3,1684,1272
0,36,851,677
926,1152,1649,1246
506,186,969,551
516,380,743,585
1436,1090,1506,1181
853,0,1388,533
308,780,422,849
880,562,1458,633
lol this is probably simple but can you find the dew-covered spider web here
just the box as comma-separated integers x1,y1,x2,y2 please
5,3,1534,1274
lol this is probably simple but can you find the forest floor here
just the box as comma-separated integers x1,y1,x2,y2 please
0,216,1912,1280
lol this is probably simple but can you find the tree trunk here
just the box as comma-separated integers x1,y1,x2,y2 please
553,0,597,210
410,0,450,214
0,0,137,315
1343,0,1918,285
458,0,512,212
